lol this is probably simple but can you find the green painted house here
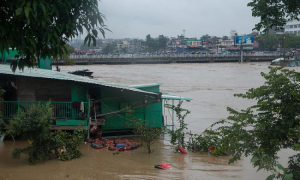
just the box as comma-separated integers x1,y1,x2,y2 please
0,48,52,70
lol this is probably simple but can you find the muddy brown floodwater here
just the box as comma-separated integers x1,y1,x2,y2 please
0,62,298,180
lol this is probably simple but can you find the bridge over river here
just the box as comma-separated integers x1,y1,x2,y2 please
58,54,280,65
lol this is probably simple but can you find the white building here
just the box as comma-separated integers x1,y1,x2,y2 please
220,40,234,47
284,20,300,35
230,30,238,39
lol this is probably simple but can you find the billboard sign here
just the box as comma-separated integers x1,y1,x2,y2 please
235,36,254,45
187,40,202,48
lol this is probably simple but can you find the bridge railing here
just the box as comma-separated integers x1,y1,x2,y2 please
69,54,280,60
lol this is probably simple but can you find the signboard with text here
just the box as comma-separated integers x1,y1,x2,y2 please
186,40,202,48
234,36,254,45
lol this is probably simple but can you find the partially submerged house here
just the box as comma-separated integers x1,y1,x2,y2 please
0,64,191,134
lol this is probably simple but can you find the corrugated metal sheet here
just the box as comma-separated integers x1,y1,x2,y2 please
0,65,157,96
162,93,192,101
129,84,161,88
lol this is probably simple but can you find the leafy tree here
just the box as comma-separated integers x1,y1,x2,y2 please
9,102,56,164
127,109,164,154
200,34,211,42
133,120,164,154
255,34,280,51
1,0,109,71
53,44,75,69
146,34,152,42
248,0,300,32
256,34,300,51
145,34,168,52
165,101,190,148
121,47,128,53
210,67,300,180
157,35,168,50
102,43,116,54
55,130,85,161
145,34,157,52
285,34,300,49
67,44,75,54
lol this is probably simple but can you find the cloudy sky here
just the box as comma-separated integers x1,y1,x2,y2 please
98,0,260,39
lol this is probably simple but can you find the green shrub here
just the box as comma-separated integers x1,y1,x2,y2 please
164,101,190,148
55,130,85,161
127,108,164,154
8,102,85,164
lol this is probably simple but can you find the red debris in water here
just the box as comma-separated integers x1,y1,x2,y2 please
178,147,188,154
160,163,171,169
208,147,215,151
118,148,125,151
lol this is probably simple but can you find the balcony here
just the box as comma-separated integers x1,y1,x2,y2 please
0,101,89,127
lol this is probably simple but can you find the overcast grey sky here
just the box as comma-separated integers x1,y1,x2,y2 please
98,0,260,39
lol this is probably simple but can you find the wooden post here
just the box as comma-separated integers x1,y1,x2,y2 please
172,100,174,131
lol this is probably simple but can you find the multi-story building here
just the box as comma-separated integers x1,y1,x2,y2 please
116,40,129,51
284,20,300,35
220,40,234,49
230,30,238,39
128,39,142,53
167,39,181,50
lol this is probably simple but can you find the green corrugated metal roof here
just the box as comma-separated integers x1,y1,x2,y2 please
0,65,158,96
162,93,192,101
129,84,161,88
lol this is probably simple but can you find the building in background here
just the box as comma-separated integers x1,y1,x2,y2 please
284,20,300,35
128,39,142,53
230,30,238,39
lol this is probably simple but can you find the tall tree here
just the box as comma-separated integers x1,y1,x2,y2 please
66,45,75,54
102,43,116,54
145,34,168,52
157,35,168,50
211,67,300,180
0,0,109,71
200,34,210,42
255,34,300,51
248,0,300,32
255,34,279,51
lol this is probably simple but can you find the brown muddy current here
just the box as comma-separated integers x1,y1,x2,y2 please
0,62,297,180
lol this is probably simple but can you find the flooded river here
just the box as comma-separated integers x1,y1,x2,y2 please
0,62,296,180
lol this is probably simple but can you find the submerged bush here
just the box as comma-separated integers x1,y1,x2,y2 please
55,129,86,161
185,130,227,156
8,102,85,164
165,101,190,148
127,108,164,154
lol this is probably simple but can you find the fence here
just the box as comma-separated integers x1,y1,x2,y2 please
0,101,89,120
69,53,279,59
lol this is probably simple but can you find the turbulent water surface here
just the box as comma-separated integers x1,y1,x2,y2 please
0,62,297,180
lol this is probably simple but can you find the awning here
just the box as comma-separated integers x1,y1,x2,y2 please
162,93,192,101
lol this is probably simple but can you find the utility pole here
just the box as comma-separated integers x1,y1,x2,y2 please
240,39,243,63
